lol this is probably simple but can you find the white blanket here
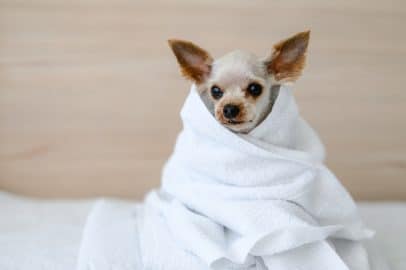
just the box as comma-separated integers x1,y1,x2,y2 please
79,85,389,270
2,191,400,270
0,191,94,270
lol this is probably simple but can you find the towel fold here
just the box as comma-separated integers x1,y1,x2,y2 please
75,202,391,270
76,200,144,270
137,85,376,270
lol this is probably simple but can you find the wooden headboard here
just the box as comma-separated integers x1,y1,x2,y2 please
1,0,405,200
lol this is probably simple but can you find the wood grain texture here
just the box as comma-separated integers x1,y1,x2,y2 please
0,0,405,200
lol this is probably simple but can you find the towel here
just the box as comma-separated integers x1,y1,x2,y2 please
137,84,376,270
74,202,392,270
76,200,144,270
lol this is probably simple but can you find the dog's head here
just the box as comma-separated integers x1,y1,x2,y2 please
168,31,310,133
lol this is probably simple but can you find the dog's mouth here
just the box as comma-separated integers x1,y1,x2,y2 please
227,119,243,125
225,119,253,125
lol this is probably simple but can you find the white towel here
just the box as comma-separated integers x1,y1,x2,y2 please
75,202,392,270
76,200,144,270
137,84,376,270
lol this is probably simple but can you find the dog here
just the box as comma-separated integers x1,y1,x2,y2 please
168,30,310,133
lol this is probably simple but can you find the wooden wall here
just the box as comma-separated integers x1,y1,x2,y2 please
1,0,405,200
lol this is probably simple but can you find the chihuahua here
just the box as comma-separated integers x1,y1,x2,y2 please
168,31,309,133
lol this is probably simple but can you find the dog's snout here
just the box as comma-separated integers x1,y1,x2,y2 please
223,104,240,119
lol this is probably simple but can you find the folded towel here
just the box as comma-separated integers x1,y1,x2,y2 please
77,200,143,270
76,202,391,270
137,85,377,270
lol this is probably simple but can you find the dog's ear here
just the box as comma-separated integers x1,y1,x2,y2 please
265,31,310,84
168,39,213,84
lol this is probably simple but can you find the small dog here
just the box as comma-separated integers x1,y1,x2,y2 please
168,31,310,133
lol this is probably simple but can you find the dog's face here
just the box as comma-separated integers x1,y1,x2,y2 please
168,31,310,133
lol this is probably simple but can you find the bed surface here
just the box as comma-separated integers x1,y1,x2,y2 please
0,191,405,270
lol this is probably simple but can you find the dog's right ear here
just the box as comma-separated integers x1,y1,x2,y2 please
168,39,213,84
265,31,310,84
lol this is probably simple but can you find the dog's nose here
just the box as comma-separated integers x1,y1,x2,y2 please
223,104,240,119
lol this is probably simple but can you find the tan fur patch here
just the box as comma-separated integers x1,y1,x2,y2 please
168,39,213,84
266,31,310,83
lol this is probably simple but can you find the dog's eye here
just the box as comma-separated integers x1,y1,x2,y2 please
211,86,223,99
247,83,262,97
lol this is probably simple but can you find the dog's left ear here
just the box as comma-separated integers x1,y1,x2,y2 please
265,30,310,84
168,39,213,84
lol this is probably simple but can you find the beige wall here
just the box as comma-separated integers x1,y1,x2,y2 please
0,0,405,200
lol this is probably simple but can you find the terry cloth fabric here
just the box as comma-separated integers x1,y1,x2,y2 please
137,84,378,270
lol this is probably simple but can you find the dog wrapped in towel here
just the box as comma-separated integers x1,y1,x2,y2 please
77,31,390,270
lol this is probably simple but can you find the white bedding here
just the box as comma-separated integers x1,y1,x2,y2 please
0,191,405,270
